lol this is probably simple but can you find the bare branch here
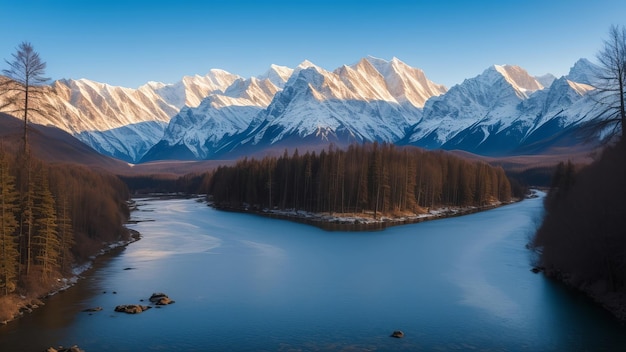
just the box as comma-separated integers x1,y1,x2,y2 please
585,25,626,143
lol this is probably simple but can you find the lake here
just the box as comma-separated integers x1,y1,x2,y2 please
2,192,625,351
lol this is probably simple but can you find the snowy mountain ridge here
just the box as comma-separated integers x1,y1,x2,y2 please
29,70,240,162
405,59,600,155
0,56,604,163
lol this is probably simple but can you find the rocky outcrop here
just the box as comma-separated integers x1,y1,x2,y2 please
111,293,174,314
149,292,175,305
114,304,151,314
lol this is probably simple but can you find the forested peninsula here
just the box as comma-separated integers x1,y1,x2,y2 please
205,143,515,228
0,150,131,323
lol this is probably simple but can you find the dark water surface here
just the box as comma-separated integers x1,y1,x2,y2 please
2,193,626,351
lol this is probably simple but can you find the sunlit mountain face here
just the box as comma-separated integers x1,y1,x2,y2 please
3,57,602,163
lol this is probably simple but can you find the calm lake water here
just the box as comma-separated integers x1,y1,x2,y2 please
2,193,626,351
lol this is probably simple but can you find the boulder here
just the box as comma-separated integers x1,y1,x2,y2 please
155,296,174,305
390,330,404,338
149,292,175,305
114,304,151,314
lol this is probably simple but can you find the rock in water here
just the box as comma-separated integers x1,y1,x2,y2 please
390,330,405,338
114,304,151,314
149,292,175,305
156,296,174,305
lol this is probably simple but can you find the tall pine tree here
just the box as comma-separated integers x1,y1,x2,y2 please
56,195,74,274
0,150,19,295
33,166,60,281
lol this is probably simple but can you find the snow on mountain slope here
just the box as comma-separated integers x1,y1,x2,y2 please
566,58,599,86
535,73,556,88
407,65,542,149
215,58,446,156
25,70,240,162
141,73,286,161
2,55,606,163
494,64,544,96
258,64,294,89
76,121,168,162
142,69,240,109
364,56,447,108
405,60,601,155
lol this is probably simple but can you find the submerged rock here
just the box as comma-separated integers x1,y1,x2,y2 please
531,266,544,274
46,345,84,352
390,330,405,338
82,307,103,312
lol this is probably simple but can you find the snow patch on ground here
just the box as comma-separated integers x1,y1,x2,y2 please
257,202,507,226
48,234,142,298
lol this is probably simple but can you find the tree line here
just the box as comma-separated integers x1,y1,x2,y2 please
205,143,512,216
532,141,626,293
0,149,130,298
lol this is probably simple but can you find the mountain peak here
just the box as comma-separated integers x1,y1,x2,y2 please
535,73,556,88
390,56,409,67
207,68,234,76
297,60,319,70
364,56,392,76
566,58,598,85
361,56,446,107
493,64,544,92
258,64,294,88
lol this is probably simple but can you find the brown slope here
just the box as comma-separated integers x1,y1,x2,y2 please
123,159,235,177
0,113,233,176
449,147,597,172
0,112,130,172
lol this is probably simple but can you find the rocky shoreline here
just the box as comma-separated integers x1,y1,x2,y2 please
0,228,141,326
212,201,515,232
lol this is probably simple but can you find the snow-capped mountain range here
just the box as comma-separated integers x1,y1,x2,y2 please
2,56,603,163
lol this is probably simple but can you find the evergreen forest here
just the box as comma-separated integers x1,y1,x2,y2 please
532,141,626,301
206,143,513,217
0,149,130,319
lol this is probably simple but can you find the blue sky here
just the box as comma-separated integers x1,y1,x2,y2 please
2,0,625,88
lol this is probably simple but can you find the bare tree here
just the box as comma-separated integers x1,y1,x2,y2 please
591,25,626,140
1,42,49,153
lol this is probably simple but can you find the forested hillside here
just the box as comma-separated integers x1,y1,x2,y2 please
532,140,626,319
206,143,512,217
0,149,130,321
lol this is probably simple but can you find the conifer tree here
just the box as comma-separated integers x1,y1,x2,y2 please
56,195,74,273
0,150,19,295
1,42,49,155
17,156,36,277
33,166,60,281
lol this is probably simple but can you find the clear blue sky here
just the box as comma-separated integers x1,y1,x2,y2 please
2,0,625,88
